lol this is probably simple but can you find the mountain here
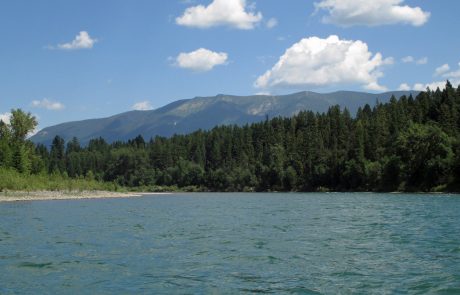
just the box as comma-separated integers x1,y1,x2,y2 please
31,90,418,146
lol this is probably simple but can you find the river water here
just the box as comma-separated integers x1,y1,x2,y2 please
1,193,459,294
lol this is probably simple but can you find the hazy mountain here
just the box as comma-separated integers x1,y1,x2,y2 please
31,90,418,146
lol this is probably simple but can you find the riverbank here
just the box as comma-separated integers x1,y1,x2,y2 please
0,191,170,202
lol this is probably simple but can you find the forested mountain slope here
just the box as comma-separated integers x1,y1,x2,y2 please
9,82,457,192
31,90,418,146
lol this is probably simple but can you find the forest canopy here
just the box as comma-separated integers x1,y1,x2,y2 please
1,82,460,192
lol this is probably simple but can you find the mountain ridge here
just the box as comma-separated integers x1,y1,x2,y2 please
31,90,419,146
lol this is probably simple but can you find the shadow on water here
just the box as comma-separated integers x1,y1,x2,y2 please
18,262,53,269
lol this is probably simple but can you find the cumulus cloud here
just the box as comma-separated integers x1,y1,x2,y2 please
255,35,390,91
314,0,430,27
57,31,97,50
132,101,154,111
434,64,450,76
175,48,228,72
399,80,458,92
176,0,262,29
398,83,411,91
401,62,460,91
266,18,278,29
0,112,11,124
441,62,460,79
399,81,455,92
31,98,65,110
446,72,460,79
413,81,450,91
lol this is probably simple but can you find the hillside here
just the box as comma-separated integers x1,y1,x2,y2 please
31,90,418,146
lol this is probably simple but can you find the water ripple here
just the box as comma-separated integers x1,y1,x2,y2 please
0,193,459,294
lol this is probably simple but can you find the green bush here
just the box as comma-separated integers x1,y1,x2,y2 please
0,168,118,192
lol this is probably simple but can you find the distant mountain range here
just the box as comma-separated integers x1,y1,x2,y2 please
31,90,419,146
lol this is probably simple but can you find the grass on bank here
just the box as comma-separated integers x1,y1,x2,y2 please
0,168,123,192
0,168,202,193
4,168,454,194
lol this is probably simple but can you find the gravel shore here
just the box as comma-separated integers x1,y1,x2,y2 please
0,191,166,202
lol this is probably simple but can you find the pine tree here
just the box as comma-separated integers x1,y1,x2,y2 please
49,135,66,173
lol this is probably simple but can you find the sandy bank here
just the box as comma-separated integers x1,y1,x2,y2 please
0,191,170,202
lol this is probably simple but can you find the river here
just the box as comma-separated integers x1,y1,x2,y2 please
1,193,459,294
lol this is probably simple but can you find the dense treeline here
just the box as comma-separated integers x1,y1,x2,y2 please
1,81,460,192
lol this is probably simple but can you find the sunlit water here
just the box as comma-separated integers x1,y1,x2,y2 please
1,193,459,294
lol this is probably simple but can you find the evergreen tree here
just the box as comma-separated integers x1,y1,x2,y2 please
49,135,66,173
2,83,460,192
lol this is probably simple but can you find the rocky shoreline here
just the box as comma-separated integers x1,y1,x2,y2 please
0,191,168,202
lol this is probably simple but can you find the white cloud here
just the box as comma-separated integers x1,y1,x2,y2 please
132,101,154,111
383,57,395,65
402,56,414,63
366,82,387,92
314,0,430,27
413,81,449,91
176,0,262,29
266,18,278,29
406,80,459,92
407,63,460,91
398,83,411,91
175,48,228,72
0,112,11,124
255,35,390,91
401,55,427,65
434,64,450,76
442,62,460,79
416,57,428,65
57,31,97,50
31,98,65,111
445,71,460,79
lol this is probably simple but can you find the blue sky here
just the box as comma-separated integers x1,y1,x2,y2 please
1,0,459,130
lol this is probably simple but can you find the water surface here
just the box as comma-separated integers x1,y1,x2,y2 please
1,193,459,294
